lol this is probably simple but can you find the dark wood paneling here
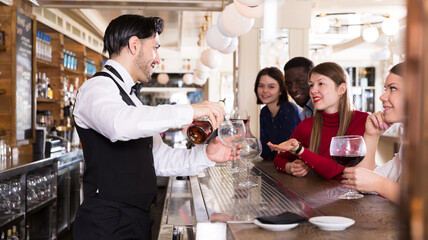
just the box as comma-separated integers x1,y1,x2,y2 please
402,1,428,240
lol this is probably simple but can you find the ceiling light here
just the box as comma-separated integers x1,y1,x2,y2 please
219,37,239,54
206,25,232,51
381,17,399,36
201,49,222,69
362,25,379,43
234,0,264,18
313,17,330,34
221,3,255,36
157,73,169,85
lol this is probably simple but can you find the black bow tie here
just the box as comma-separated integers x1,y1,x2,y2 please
130,82,142,95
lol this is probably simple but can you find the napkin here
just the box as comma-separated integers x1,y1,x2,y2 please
256,212,307,224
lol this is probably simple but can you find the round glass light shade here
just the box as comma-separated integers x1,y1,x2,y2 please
157,73,169,85
219,37,239,54
196,70,210,80
201,49,222,69
362,26,379,43
234,0,264,18
312,17,330,34
381,17,399,36
221,3,255,36
196,58,211,73
206,25,232,51
193,73,208,86
236,0,264,6
182,73,193,85
217,12,238,38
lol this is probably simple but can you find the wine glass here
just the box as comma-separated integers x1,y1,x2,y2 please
330,135,367,199
239,138,262,188
218,120,246,173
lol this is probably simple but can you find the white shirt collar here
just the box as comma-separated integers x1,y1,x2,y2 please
104,59,136,94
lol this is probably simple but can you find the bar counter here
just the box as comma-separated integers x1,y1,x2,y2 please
227,161,400,240
159,160,400,240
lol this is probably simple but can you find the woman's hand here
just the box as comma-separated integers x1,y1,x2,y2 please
286,160,309,177
365,111,392,138
341,167,382,192
267,139,299,153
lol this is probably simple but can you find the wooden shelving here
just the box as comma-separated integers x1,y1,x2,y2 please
35,21,106,126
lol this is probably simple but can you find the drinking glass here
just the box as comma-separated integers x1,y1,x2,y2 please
330,135,367,199
239,138,262,188
218,120,246,173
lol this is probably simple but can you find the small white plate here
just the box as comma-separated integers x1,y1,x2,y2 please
309,216,355,231
253,219,299,231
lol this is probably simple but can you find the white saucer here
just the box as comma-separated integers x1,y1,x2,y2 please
309,216,355,231
253,219,299,231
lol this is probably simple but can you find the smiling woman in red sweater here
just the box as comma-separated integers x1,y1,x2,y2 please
268,62,371,180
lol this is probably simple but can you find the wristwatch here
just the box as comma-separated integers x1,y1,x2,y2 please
290,142,303,155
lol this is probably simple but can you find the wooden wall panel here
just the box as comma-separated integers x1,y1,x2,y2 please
402,0,428,239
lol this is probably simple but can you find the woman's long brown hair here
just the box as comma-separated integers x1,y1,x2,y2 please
308,62,353,154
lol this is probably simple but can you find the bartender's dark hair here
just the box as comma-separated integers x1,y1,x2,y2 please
103,14,164,58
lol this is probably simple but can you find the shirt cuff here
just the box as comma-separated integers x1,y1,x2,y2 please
198,144,217,168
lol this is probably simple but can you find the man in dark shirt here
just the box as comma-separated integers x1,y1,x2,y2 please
283,57,314,120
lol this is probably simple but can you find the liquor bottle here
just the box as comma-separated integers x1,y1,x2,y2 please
6,229,11,240
1,231,4,240
187,117,213,144
51,120,58,136
46,77,53,99
186,99,225,144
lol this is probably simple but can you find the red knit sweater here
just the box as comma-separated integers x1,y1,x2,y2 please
273,110,368,179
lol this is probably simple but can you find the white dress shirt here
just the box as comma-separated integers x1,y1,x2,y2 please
374,145,402,183
73,59,215,176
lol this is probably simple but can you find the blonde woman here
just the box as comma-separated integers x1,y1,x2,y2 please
268,62,370,179
342,63,404,204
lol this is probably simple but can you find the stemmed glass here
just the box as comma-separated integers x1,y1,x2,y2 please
218,120,246,173
239,138,262,188
330,135,367,199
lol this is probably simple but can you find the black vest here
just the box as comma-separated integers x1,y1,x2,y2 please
76,70,157,211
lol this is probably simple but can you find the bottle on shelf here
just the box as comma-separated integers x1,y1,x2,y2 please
63,49,67,67
37,72,47,98
36,31,41,59
46,77,53,99
1,231,4,240
46,35,52,62
51,120,58,136
6,229,11,240
11,226,19,240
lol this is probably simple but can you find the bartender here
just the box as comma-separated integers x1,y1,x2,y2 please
73,14,233,240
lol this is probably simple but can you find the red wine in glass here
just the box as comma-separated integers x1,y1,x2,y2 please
330,135,367,200
331,155,365,167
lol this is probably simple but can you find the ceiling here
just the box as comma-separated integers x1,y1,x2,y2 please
33,0,407,58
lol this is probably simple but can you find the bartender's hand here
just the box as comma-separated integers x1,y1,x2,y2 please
286,160,309,177
206,137,240,162
191,101,225,130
